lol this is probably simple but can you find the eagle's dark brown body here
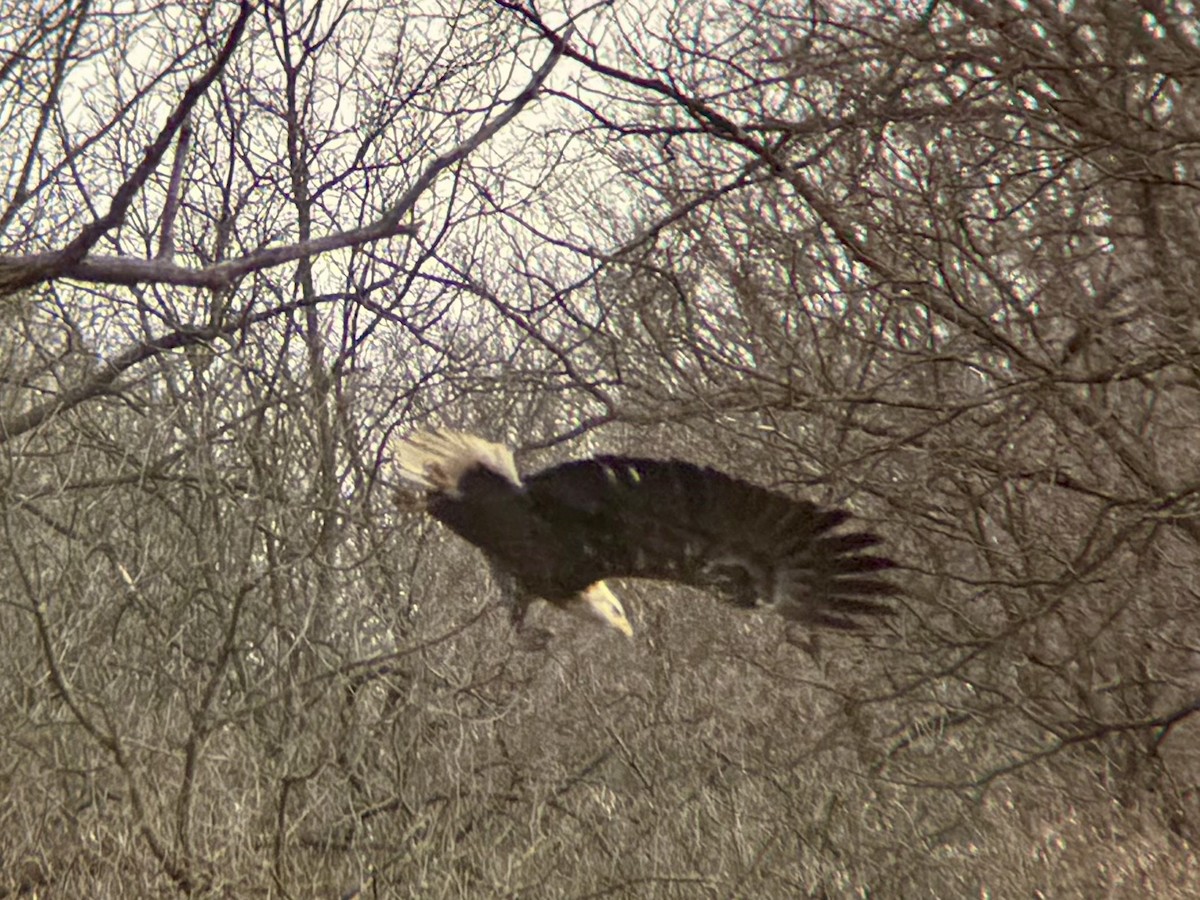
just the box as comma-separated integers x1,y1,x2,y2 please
395,430,896,635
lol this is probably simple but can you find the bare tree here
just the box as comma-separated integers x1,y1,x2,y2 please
3,0,1200,897
0,0,589,894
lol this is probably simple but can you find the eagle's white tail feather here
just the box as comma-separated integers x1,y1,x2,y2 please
393,429,521,496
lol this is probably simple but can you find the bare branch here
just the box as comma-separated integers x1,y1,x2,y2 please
0,1,252,292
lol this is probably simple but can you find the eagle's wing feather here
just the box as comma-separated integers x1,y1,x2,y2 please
523,457,895,629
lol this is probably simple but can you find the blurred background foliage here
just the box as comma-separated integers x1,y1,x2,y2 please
1,0,1198,895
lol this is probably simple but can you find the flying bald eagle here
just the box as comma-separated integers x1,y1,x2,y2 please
393,429,896,640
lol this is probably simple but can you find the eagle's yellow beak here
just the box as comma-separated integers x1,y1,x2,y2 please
566,581,633,637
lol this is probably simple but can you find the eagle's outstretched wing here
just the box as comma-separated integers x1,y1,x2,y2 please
393,429,896,635
523,456,895,630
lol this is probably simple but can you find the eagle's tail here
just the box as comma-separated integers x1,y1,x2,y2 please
392,429,521,496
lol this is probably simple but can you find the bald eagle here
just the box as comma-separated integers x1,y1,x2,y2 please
393,429,896,639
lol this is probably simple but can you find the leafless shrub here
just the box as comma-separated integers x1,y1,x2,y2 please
2,0,1199,897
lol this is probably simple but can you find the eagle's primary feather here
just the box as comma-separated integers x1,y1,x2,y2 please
393,429,895,637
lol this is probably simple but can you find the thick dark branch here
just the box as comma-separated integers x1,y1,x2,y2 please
0,328,221,444
497,2,746,140
156,115,193,260
0,17,567,294
0,1,252,293
379,22,575,222
0,293,339,444
1,217,421,290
